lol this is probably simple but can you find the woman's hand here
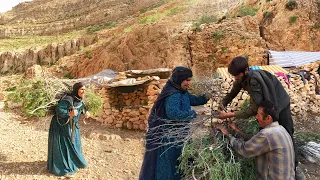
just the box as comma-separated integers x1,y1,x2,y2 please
68,109,78,117
85,111,90,119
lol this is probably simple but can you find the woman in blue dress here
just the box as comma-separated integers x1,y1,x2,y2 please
47,82,89,177
139,66,209,180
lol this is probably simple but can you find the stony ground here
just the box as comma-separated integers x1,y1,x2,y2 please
0,102,145,180
0,102,319,180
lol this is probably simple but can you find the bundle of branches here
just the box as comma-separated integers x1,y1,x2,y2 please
300,142,320,165
5,76,103,117
179,117,259,180
295,131,320,164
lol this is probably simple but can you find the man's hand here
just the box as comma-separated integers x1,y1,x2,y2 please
215,124,230,136
218,111,235,119
228,120,238,131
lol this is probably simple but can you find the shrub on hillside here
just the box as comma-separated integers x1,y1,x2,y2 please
286,0,297,10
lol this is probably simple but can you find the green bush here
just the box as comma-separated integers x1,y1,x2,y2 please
192,15,218,32
64,72,74,79
263,11,273,19
140,13,162,24
179,117,258,179
85,88,104,116
289,15,298,24
139,0,165,14
236,5,258,17
286,0,297,10
86,22,117,34
212,32,225,42
165,7,181,16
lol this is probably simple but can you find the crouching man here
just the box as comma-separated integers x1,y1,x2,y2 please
217,100,295,180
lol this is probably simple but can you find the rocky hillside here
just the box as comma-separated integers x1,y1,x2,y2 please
0,0,319,77
0,0,162,37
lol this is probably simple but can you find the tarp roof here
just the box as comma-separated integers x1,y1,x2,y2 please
268,50,320,67
216,65,288,79
76,69,118,86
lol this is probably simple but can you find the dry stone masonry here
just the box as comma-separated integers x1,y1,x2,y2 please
95,62,320,131
96,75,166,131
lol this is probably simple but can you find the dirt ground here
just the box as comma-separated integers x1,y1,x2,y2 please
0,103,319,180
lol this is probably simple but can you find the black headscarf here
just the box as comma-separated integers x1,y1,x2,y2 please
71,82,84,101
171,66,193,89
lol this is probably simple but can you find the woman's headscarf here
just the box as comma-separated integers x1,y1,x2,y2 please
171,66,193,88
71,82,84,101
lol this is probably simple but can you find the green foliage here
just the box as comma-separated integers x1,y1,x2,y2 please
311,36,316,41
127,0,134,5
85,48,92,59
85,87,104,116
0,71,9,75
123,25,135,33
286,0,297,10
266,0,272,2
289,15,298,24
240,98,250,111
0,31,83,52
221,46,228,53
179,115,259,179
5,86,17,92
64,72,74,79
179,127,257,179
199,15,218,24
263,11,273,19
86,22,117,34
164,7,181,16
6,79,103,117
296,33,301,39
139,0,165,14
140,13,163,24
212,32,225,42
295,131,320,147
235,5,258,17
192,15,218,32
313,24,319,30
7,80,52,117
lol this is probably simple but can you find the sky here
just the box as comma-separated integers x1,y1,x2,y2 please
0,0,33,13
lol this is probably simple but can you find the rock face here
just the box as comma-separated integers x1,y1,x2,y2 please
0,35,96,73
0,0,163,37
258,0,320,51
0,0,320,76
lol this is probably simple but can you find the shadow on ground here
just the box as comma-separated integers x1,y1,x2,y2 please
0,160,47,175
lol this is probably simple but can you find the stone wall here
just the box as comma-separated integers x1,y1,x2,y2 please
95,62,320,131
95,78,166,131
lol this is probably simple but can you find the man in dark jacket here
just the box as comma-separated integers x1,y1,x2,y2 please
218,56,305,180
